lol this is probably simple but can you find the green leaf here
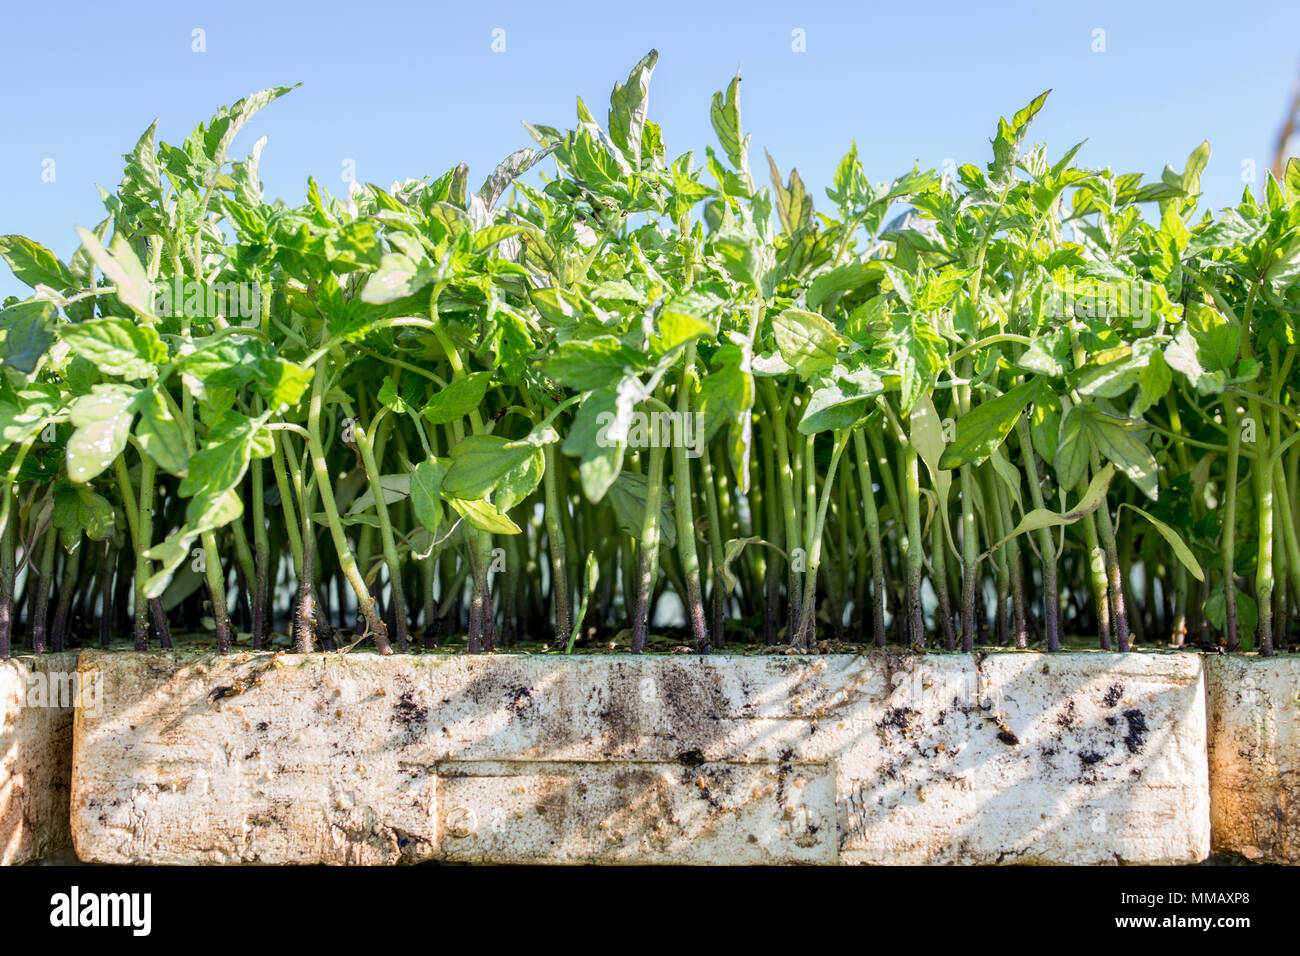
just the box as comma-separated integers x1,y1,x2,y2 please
360,252,435,304
205,85,298,174
175,338,308,408
1054,403,1090,491
808,262,883,311
1077,340,1171,415
766,152,813,234
939,380,1037,469
61,317,167,380
1120,503,1204,582
0,300,57,374
422,372,491,425
52,484,114,547
653,293,718,353
695,344,754,484
543,338,642,391
66,384,138,483
479,147,552,211
1017,332,1067,377
142,489,243,599
1011,90,1051,135
133,386,189,476
443,434,543,506
177,417,256,499
447,495,521,535
73,227,155,320
1163,325,1224,395
986,465,1114,558
0,236,75,290
377,376,409,415
410,460,444,540
890,314,943,415
608,50,658,170
0,384,60,446
710,70,751,180
444,424,556,510
797,373,878,435
562,388,625,502
76,488,117,540
1030,387,1061,466
1086,407,1159,501
607,472,676,549
52,485,116,543
772,308,849,378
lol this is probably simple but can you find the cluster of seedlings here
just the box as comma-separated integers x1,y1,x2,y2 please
2,52,1299,658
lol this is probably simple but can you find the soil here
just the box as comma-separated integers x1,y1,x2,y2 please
60,629,1300,656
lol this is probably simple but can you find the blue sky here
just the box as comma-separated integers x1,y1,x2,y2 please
2,0,1299,300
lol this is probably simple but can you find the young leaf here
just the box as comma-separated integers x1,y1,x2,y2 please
543,338,642,391
134,386,189,476
410,460,445,539
0,236,75,290
61,317,166,380
443,434,544,507
422,372,491,425
447,495,521,535
608,50,658,170
0,300,57,374
709,70,751,184
562,388,625,502
939,380,1037,469
772,308,849,378
66,385,139,483
1119,503,1204,582
985,465,1115,558
73,228,155,320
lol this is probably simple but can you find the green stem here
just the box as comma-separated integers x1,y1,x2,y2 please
355,414,408,650
761,379,802,641
852,431,888,647
1222,398,1241,650
1014,416,1060,651
630,442,667,654
307,343,391,653
795,431,851,647
671,345,708,652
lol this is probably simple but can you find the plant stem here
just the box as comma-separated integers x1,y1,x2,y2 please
0,494,14,658
796,431,851,646
852,431,888,647
761,379,802,641
1014,416,1060,651
306,345,391,654
1222,398,1241,650
355,415,408,650
670,346,708,652
698,441,728,646
51,540,80,653
630,442,667,654
29,525,56,654
902,439,926,648
542,443,571,644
